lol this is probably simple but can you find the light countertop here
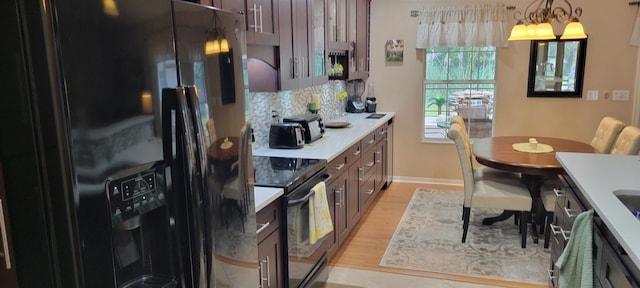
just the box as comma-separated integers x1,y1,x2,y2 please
556,152,640,268
254,186,283,212
253,112,395,161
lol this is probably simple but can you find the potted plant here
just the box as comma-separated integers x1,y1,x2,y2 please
427,94,448,115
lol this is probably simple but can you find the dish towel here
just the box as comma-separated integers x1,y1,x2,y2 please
555,209,594,288
308,181,333,244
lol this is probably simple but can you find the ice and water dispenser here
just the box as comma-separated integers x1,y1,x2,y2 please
106,162,177,288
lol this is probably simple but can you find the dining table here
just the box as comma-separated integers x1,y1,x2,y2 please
472,136,595,243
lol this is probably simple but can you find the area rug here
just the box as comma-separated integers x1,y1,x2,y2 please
380,189,550,285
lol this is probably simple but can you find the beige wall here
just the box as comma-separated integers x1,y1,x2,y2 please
370,0,639,182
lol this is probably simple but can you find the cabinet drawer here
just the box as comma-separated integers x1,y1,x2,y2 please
348,142,362,165
361,131,376,152
328,150,349,176
564,189,585,226
360,147,376,177
375,124,387,143
359,175,375,209
257,199,281,243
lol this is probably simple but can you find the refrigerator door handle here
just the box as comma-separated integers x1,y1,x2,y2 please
175,87,207,286
0,199,11,269
162,87,207,287
183,86,215,283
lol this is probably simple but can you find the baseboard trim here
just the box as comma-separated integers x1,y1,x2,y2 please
391,176,463,187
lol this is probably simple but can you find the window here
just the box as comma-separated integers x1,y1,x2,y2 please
423,46,496,141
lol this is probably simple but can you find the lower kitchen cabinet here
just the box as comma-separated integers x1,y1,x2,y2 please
550,174,640,288
257,198,283,288
326,121,391,261
326,165,349,259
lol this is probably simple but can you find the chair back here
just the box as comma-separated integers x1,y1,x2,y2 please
610,126,640,155
451,115,466,132
590,116,625,153
447,123,474,206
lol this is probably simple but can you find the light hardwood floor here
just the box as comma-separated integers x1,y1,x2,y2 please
328,182,546,288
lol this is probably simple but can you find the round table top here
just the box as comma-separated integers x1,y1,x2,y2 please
472,136,595,176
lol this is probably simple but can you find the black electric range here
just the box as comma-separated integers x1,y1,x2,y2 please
252,156,327,193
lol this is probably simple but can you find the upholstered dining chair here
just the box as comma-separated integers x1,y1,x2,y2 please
451,115,466,132
447,123,533,248
609,126,640,155
590,116,625,153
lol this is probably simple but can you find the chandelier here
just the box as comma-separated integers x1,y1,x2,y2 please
205,12,230,55
508,0,587,41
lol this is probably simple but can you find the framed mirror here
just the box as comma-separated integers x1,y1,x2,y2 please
527,38,587,98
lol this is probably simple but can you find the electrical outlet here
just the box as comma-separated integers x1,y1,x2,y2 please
612,90,630,101
587,90,598,101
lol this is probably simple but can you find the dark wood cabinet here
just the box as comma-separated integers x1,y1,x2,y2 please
257,198,283,288
326,159,349,259
214,0,279,45
327,0,348,50
346,0,368,80
278,0,327,91
550,174,640,288
326,120,392,262
374,125,386,192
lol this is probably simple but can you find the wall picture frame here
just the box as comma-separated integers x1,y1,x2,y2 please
385,39,404,62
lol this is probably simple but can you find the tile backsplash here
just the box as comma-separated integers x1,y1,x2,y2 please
249,80,347,149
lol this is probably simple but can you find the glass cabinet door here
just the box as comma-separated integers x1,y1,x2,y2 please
312,0,327,82
328,0,347,50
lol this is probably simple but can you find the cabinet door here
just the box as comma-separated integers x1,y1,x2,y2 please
258,231,283,288
348,161,361,226
326,177,338,257
334,171,350,247
356,0,368,77
374,140,385,192
310,0,328,86
280,0,318,90
346,0,367,79
248,0,279,45
216,0,279,45
328,0,348,50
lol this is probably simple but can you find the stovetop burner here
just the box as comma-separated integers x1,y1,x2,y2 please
253,156,326,193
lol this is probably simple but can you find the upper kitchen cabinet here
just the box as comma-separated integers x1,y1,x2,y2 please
328,0,348,50
278,0,328,91
214,0,279,45
347,0,368,80
328,0,368,81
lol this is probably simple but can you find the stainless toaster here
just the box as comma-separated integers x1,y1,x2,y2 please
282,114,325,144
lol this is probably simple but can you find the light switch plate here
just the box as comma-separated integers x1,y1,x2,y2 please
587,90,598,101
612,90,630,101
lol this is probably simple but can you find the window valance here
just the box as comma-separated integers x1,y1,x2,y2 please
416,3,510,48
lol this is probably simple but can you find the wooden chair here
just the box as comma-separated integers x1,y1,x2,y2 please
448,123,533,248
590,116,625,153
610,126,640,155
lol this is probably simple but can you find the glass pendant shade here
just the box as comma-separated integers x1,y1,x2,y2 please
560,20,587,39
508,21,529,41
534,22,556,40
220,38,229,52
205,39,221,55
526,24,538,38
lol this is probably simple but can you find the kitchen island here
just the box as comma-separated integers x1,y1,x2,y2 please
555,152,640,286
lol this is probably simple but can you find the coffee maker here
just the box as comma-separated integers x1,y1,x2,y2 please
346,79,365,113
106,162,177,287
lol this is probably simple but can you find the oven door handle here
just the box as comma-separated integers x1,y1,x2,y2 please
288,190,315,207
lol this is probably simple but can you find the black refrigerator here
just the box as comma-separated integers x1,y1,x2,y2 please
0,0,258,287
